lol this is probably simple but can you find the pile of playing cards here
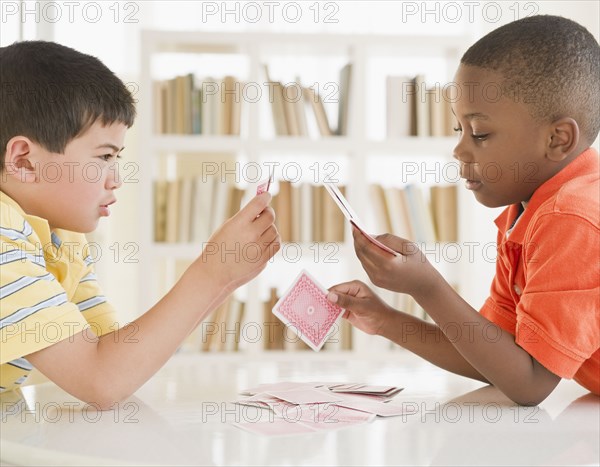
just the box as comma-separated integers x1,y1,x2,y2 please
233,381,413,435
272,270,344,351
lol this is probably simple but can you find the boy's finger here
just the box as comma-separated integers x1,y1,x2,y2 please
352,229,386,270
326,290,353,309
328,280,364,298
240,192,272,221
374,233,415,256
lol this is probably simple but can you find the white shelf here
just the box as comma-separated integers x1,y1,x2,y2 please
143,30,466,56
150,135,458,155
139,30,471,353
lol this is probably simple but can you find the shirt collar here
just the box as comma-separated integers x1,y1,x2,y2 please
0,190,54,249
494,147,599,242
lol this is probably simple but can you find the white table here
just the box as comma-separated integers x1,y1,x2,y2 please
1,351,598,466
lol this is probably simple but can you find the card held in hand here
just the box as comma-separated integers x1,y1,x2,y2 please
323,182,398,256
272,269,344,351
256,166,275,195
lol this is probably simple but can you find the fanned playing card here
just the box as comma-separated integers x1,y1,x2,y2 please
272,270,344,351
256,166,275,195
323,182,398,256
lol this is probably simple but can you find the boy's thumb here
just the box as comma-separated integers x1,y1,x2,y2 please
327,290,355,310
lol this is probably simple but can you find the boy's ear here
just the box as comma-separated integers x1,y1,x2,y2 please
4,137,38,183
547,117,579,162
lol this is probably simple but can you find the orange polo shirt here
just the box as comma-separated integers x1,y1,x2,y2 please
480,147,599,395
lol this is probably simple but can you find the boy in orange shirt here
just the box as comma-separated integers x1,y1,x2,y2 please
328,15,599,405
0,41,280,408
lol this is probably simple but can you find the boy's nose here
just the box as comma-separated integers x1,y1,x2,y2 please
107,165,123,190
452,138,472,163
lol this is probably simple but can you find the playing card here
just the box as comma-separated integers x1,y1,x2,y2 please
330,384,403,396
323,182,398,256
256,166,275,195
272,270,344,351
266,388,343,405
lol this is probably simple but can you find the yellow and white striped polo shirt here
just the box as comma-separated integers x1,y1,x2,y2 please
0,191,117,392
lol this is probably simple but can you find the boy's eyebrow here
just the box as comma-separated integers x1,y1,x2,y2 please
463,112,490,121
450,109,490,121
96,143,125,153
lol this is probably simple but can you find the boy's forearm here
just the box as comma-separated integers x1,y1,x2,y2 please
94,263,229,404
378,310,489,383
412,277,560,405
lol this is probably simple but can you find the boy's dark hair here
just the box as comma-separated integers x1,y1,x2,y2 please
461,15,600,145
0,41,136,167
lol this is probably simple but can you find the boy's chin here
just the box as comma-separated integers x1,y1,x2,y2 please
51,219,99,233
472,192,511,209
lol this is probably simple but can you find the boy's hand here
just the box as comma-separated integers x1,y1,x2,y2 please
352,226,441,299
199,193,280,292
327,280,395,336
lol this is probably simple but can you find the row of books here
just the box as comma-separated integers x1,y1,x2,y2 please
152,69,455,139
370,183,458,243
154,177,457,245
154,177,245,243
386,75,455,138
153,178,348,244
264,63,352,137
153,74,242,135
181,289,353,352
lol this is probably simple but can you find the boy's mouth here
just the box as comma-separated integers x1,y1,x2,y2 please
99,199,116,216
465,179,483,190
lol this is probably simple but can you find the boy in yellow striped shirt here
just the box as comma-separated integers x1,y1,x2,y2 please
0,41,280,408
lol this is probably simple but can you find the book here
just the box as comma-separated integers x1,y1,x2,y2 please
414,74,429,137
177,177,194,243
153,180,168,242
229,77,242,136
191,176,215,243
430,185,458,242
369,184,393,234
263,288,285,350
292,80,308,136
384,186,414,240
311,184,323,242
428,86,447,137
337,63,353,135
303,86,333,137
290,182,302,243
404,184,436,244
282,84,300,136
386,75,413,138
301,183,313,243
322,184,346,242
165,179,180,243
210,178,231,232
275,181,293,242
152,81,165,134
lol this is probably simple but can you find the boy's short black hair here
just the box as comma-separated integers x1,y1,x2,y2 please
461,15,600,145
0,41,136,166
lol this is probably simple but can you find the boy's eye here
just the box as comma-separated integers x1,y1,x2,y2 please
99,154,121,161
472,133,489,141
453,127,462,133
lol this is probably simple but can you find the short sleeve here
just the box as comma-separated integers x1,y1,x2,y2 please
516,212,600,378
0,221,88,365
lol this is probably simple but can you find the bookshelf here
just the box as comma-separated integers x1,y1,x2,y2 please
139,30,470,354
